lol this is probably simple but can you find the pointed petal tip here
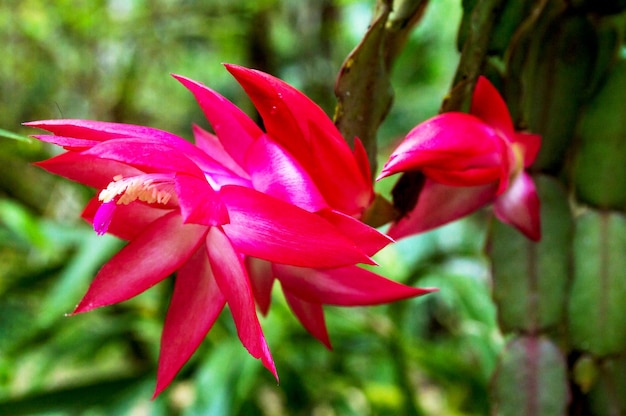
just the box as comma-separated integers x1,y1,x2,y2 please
71,299,98,315
223,62,244,72
22,121,51,131
524,225,541,242
267,362,279,384
494,173,541,242
171,73,199,88
375,169,391,182
152,378,171,400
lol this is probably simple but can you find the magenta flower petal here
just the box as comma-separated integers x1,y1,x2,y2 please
83,138,205,177
31,134,101,150
225,64,372,216
220,185,374,268
316,209,392,256
378,113,505,186
514,132,542,167
174,173,229,226
494,172,541,241
35,152,144,190
246,257,275,315
73,212,207,313
28,119,225,176
154,246,226,397
192,125,250,179
282,289,331,349
173,74,263,168
224,64,339,155
82,197,173,241
25,119,189,144
470,76,515,138
307,121,373,215
206,227,277,380
274,264,435,306
388,180,497,240
245,135,327,211
353,137,373,186
26,119,220,171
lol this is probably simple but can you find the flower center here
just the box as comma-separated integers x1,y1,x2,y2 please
99,174,176,205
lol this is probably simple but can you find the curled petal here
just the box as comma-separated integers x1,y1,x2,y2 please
155,247,226,397
73,212,207,313
388,180,497,240
220,186,374,268
175,173,229,226
378,113,506,187
470,76,515,139
282,289,331,349
206,228,277,380
494,172,541,241
274,264,435,306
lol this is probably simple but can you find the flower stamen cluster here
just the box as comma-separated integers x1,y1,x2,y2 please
99,174,176,206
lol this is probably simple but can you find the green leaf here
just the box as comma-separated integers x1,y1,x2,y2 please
0,128,31,143
0,373,148,415
39,231,122,328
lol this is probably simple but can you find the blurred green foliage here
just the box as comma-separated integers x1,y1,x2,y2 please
0,0,502,414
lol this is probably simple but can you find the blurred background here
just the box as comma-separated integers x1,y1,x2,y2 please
0,1,501,414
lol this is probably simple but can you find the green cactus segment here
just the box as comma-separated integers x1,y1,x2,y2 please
334,0,427,174
573,58,626,210
489,176,571,333
569,210,626,355
488,0,533,56
586,356,626,415
491,336,568,416
515,12,597,173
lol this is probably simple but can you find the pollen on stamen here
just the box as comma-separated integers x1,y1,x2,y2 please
99,175,175,206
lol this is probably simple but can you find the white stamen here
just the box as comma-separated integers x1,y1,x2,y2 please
99,174,175,205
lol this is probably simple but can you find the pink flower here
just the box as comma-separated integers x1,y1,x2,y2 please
378,76,541,241
174,65,434,363
26,65,434,396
